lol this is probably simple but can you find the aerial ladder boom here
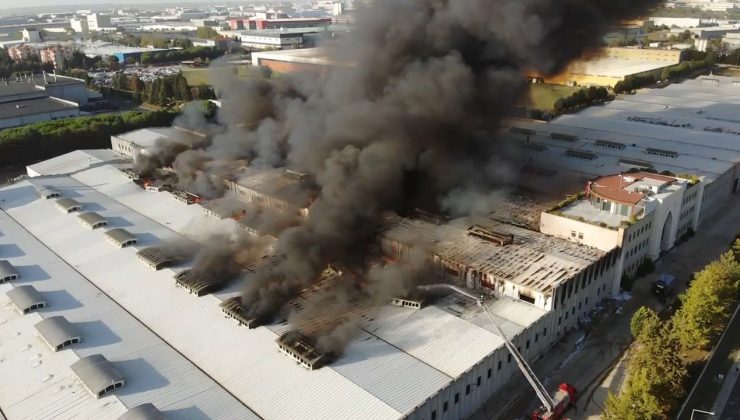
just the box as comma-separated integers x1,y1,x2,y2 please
418,285,556,413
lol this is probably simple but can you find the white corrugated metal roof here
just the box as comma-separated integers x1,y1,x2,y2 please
26,149,124,178
0,204,257,419
0,162,559,419
508,75,740,183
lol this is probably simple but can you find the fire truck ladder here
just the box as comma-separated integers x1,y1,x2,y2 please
418,284,556,412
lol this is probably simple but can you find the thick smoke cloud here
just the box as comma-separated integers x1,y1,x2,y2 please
139,0,659,356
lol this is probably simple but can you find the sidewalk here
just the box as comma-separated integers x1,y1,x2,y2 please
714,355,740,416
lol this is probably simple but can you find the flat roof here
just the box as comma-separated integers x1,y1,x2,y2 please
27,149,124,177
0,189,257,419
0,162,558,419
112,127,204,151
0,96,78,120
0,74,84,97
569,57,675,78
507,75,740,183
251,47,351,67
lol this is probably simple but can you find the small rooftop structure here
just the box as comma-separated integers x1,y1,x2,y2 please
118,403,165,420
34,316,82,351
105,228,138,248
276,331,336,370
78,212,108,229
220,296,263,328
136,247,179,270
389,296,426,309
55,197,82,213
37,186,60,199
171,190,201,205
71,354,125,398
0,259,20,283
174,269,223,297
588,172,676,205
7,285,46,314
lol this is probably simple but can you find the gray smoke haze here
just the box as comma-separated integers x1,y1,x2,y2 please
140,0,660,356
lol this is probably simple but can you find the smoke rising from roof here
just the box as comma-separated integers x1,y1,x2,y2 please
137,0,659,356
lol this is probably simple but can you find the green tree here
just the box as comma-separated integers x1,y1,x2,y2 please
630,306,659,339
195,26,220,40
673,250,740,349
604,321,686,419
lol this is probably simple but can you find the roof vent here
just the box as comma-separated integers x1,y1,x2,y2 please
566,149,598,160
78,212,108,229
105,228,138,248
551,132,577,142
277,331,336,370
71,354,125,398
35,316,82,352
7,285,46,314
389,296,425,309
0,259,20,283
175,270,224,296
55,198,83,213
37,186,61,199
467,225,514,246
136,247,180,270
220,296,264,328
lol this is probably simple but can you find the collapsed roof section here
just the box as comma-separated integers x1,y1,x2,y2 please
35,316,82,351
71,354,125,398
277,331,336,371
220,296,264,328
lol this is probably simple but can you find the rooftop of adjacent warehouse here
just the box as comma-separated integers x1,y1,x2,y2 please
508,76,740,180
0,192,256,419
5,156,557,418
0,96,78,119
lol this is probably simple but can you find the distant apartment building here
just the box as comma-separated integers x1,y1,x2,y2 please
228,17,331,30
8,45,39,62
39,46,75,71
70,17,89,34
87,14,112,31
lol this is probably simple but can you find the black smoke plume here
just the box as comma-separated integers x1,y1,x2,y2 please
140,0,660,356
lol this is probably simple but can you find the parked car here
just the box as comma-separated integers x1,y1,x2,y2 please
651,273,676,303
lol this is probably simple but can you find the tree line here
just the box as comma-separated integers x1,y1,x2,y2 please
110,72,215,106
614,51,716,94
141,46,225,66
604,240,740,419
553,86,610,114
0,111,176,167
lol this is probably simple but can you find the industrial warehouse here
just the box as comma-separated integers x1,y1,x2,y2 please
0,74,737,420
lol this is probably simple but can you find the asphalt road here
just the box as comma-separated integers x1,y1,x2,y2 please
722,372,740,420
